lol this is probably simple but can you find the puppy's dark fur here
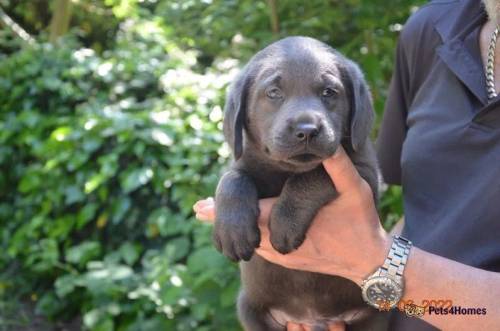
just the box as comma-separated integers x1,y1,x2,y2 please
214,36,386,331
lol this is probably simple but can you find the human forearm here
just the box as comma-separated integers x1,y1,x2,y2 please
398,247,500,330
194,149,500,330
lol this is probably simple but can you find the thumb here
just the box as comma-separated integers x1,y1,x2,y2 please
322,146,363,194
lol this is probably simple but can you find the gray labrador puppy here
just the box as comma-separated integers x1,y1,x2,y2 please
213,36,386,331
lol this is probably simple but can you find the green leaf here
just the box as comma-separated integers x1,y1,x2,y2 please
85,173,107,194
55,274,80,298
187,246,227,274
119,241,140,265
93,318,114,331
165,237,190,263
35,292,64,317
76,203,98,229
18,173,41,193
65,185,85,204
120,167,153,193
110,196,131,224
66,241,102,266
50,126,72,142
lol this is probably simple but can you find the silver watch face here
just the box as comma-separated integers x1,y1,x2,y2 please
361,276,403,309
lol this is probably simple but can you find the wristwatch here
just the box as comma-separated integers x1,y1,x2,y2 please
361,235,413,310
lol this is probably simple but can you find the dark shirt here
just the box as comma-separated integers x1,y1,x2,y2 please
376,0,500,330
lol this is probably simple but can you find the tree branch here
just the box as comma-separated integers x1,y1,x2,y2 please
267,0,280,36
0,6,35,44
49,0,73,43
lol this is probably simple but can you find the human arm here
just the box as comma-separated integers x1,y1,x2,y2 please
194,147,500,330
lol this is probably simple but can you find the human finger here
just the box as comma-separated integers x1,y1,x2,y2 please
255,197,277,227
328,321,346,331
193,197,215,222
194,197,277,227
322,146,363,194
287,322,305,331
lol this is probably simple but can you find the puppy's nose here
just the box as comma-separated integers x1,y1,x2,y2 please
295,123,319,141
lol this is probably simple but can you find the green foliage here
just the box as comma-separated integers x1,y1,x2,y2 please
0,0,121,52
0,1,425,330
0,19,240,330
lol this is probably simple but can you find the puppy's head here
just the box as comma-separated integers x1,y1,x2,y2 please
224,36,374,172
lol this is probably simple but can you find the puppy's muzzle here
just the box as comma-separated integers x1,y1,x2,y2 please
287,118,326,164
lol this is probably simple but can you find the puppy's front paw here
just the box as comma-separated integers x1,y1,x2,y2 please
269,203,308,254
212,205,260,262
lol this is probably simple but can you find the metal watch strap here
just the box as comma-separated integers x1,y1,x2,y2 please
378,235,413,281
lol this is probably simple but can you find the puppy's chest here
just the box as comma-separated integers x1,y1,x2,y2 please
250,171,290,198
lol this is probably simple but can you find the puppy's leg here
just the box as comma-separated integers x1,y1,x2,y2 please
269,166,337,254
238,292,285,331
213,169,260,261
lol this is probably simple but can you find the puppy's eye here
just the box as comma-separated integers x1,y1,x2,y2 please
321,87,337,98
266,87,283,100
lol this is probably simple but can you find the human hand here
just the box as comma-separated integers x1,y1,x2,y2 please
193,146,390,284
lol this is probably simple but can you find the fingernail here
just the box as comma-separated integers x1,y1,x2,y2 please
203,199,215,208
194,198,213,210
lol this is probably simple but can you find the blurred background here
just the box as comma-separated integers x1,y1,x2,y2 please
0,1,423,330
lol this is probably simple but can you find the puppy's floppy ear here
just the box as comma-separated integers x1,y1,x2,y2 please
342,59,375,151
223,70,253,160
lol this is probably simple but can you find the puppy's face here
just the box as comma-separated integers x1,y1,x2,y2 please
245,44,349,172
223,37,373,172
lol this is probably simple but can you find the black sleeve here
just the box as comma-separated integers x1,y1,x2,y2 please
376,29,412,185
376,3,440,185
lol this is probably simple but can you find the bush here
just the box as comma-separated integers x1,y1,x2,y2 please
0,19,241,331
